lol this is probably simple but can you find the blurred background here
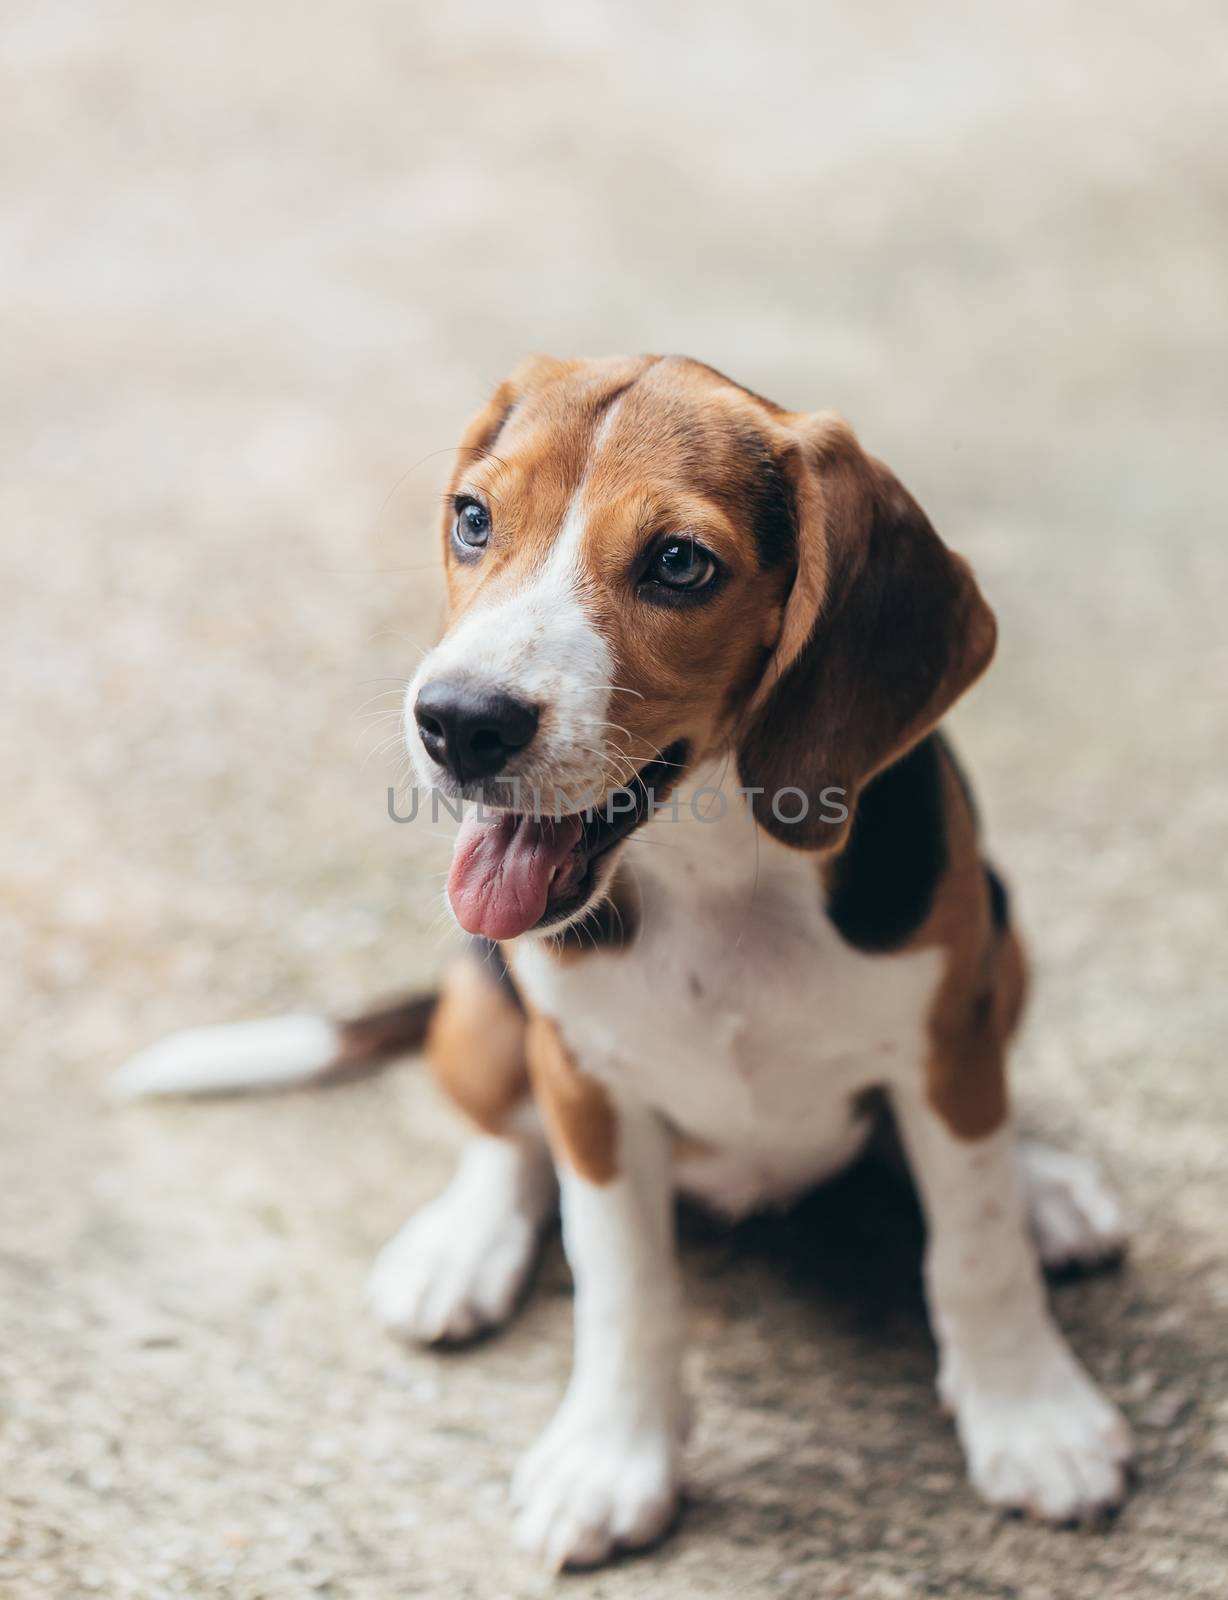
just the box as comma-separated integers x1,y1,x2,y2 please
3,3,1226,1597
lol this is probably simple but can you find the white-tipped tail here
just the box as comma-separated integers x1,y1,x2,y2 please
112,1014,342,1100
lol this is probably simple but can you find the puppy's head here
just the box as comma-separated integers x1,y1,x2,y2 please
406,354,995,940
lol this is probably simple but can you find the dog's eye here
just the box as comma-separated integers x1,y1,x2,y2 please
453,498,491,551
646,539,718,594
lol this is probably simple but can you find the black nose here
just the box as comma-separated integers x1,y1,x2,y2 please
414,680,539,783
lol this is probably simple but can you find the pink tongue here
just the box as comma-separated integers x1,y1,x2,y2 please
447,810,585,940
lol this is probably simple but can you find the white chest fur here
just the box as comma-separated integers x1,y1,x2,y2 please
511,765,943,1216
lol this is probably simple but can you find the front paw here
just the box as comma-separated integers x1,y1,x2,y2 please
511,1392,683,1570
945,1332,1133,1523
367,1196,539,1345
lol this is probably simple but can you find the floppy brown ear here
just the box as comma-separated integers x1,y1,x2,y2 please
737,415,997,850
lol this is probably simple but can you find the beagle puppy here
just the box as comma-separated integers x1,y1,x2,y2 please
119,355,1133,1570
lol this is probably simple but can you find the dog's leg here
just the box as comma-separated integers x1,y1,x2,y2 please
368,946,556,1344
368,1119,556,1343
512,1014,685,1570
892,1084,1133,1522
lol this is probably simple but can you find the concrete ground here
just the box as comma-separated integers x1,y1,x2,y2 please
3,3,1227,1595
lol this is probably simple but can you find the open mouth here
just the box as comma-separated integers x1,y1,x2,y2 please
445,741,688,941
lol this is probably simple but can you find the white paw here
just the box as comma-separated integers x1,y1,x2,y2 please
367,1194,540,1345
511,1394,682,1570
1019,1141,1129,1270
947,1331,1133,1523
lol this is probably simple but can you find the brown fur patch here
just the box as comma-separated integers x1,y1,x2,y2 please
425,947,529,1136
568,364,799,784
336,993,436,1071
910,746,1024,1140
525,1010,619,1184
993,922,1029,1043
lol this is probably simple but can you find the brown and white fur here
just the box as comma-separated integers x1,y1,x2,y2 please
117,355,1132,1570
